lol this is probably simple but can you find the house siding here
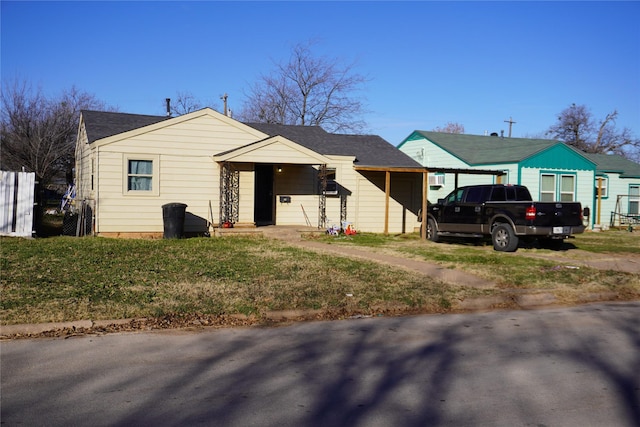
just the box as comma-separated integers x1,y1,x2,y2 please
354,171,420,233
91,113,262,234
520,167,594,211
599,174,640,227
78,109,423,236
75,122,93,201
398,132,598,228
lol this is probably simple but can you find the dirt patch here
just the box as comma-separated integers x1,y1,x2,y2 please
516,249,640,274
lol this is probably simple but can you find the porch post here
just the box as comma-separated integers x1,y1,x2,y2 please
384,170,390,235
219,162,239,226
318,164,327,229
422,170,428,239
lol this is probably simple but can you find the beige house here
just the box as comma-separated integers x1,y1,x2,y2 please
75,108,425,237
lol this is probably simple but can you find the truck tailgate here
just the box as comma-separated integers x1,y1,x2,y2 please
533,202,583,227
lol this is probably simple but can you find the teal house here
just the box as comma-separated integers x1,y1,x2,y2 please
583,153,640,228
398,131,597,226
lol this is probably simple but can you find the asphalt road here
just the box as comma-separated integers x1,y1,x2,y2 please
2,302,639,427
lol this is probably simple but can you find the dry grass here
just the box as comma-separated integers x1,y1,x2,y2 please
1,236,478,325
312,230,640,307
2,230,638,327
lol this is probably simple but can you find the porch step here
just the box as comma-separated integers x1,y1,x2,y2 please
213,228,263,237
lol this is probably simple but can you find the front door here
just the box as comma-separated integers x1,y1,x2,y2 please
254,164,275,225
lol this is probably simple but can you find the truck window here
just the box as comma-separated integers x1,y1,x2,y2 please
490,187,506,201
516,186,532,201
446,188,465,204
506,187,516,200
465,186,487,203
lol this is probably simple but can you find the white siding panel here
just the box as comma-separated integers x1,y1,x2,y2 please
276,195,319,226
238,169,254,224
75,125,93,200
102,115,260,157
354,173,416,233
605,174,628,221
423,144,468,169
520,167,540,198
401,138,466,168
576,170,594,212
398,140,427,166
96,150,219,233
227,143,324,164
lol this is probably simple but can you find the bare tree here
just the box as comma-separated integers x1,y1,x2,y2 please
1,80,108,187
433,122,465,134
547,103,640,158
165,91,223,116
170,92,202,115
239,41,368,133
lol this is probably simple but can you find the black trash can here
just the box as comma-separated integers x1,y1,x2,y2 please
162,203,187,238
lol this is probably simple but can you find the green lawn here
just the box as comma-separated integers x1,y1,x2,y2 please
1,230,638,327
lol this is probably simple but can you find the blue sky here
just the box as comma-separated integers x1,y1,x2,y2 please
2,1,639,145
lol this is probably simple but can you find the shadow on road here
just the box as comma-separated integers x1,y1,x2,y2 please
109,304,640,426
2,303,639,426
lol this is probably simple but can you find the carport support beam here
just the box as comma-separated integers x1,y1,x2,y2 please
422,170,428,239
384,170,390,235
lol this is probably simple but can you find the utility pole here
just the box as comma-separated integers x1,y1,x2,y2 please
504,117,516,138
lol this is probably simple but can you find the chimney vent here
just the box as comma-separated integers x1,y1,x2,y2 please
166,98,171,117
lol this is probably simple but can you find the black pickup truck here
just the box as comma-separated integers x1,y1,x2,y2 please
422,184,586,252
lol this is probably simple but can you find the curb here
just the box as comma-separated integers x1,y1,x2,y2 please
0,318,136,338
2,293,625,339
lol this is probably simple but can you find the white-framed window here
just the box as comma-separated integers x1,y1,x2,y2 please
124,155,159,196
595,176,608,198
540,172,576,202
629,185,640,215
540,174,556,201
560,174,576,201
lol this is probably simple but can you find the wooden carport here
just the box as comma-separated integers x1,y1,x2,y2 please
354,166,507,239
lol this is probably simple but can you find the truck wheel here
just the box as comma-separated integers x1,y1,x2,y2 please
427,218,440,242
492,223,519,252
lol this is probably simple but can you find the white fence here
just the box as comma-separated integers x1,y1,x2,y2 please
0,171,35,237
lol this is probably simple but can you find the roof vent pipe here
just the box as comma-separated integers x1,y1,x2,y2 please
500,130,504,138
166,98,171,117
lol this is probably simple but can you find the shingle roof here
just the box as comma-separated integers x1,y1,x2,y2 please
583,153,640,178
80,110,421,169
81,110,170,143
412,131,559,165
246,122,421,168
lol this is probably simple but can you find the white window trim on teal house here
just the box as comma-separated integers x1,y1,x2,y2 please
123,154,160,196
629,184,640,215
539,171,577,202
560,174,576,202
540,173,556,201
